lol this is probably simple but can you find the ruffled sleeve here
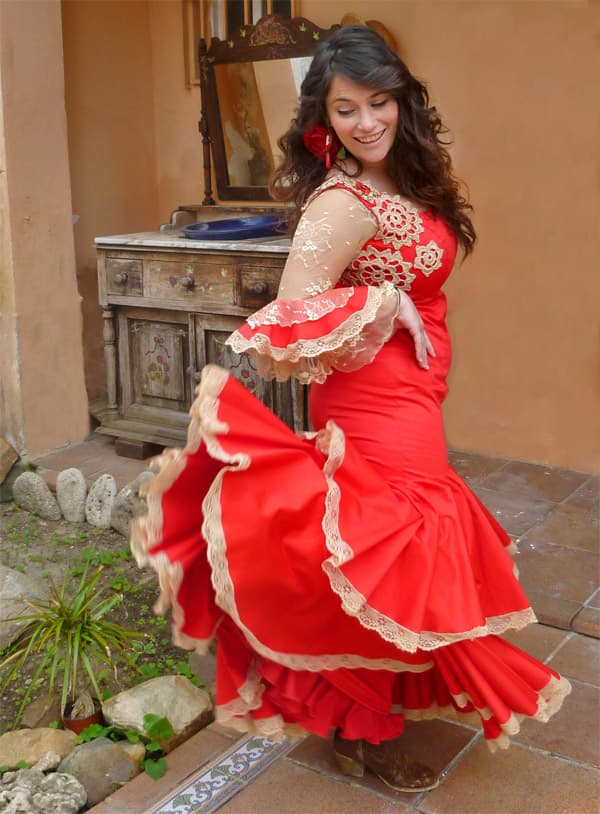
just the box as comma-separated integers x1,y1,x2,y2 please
226,183,400,384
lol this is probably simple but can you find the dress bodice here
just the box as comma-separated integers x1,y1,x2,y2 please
307,176,458,302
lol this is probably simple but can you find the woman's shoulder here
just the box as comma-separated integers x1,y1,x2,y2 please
304,172,379,212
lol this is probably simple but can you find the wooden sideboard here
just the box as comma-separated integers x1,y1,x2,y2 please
95,215,305,449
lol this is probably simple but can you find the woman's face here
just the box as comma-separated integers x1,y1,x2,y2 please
325,75,398,171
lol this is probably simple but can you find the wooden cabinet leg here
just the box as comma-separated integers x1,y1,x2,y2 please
102,308,118,416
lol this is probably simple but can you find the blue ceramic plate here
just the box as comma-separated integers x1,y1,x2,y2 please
183,215,285,241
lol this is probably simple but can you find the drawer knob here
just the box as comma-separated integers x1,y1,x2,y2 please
252,280,269,295
179,275,195,290
113,271,128,284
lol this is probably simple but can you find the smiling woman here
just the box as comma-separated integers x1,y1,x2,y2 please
134,22,571,797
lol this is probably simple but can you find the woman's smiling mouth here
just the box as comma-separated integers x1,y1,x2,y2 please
355,130,386,145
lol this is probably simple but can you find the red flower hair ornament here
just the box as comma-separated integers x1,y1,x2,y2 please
303,125,345,169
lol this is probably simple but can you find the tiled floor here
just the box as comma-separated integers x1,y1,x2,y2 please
33,437,599,814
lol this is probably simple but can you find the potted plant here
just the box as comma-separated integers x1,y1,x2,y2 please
0,566,143,730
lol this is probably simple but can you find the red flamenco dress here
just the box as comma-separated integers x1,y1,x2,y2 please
131,176,570,751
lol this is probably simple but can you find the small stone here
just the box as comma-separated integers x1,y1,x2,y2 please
110,470,154,537
57,737,141,806
0,728,77,770
31,750,62,771
21,693,63,730
56,468,87,522
12,471,61,519
85,474,117,528
0,566,49,649
0,768,86,813
0,460,27,503
0,438,18,485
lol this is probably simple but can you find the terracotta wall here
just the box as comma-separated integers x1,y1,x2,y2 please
302,0,600,472
62,0,162,401
61,0,599,472
0,0,89,457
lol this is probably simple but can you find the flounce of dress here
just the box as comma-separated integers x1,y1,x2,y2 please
131,364,571,749
226,283,399,384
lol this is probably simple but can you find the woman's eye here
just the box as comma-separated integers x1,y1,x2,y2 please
372,99,388,108
336,109,354,117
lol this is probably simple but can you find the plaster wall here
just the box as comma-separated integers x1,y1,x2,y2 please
0,0,89,458
62,0,161,400
302,0,599,472
60,0,599,472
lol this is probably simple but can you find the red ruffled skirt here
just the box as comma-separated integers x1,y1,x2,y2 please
132,346,570,751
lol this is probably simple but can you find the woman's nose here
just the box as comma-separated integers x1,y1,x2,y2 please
357,107,376,131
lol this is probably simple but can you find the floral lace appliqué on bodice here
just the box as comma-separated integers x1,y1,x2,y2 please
307,176,457,298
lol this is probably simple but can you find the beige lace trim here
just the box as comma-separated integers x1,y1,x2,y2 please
247,289,355,328
227,283,399,384
317,420,538,652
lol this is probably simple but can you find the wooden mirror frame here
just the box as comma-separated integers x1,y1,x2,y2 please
198,15,336,204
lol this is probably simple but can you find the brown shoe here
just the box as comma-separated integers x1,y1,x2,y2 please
333,733,439,793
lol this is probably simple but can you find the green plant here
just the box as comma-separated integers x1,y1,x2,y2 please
0,566,143,724
75,713,173,780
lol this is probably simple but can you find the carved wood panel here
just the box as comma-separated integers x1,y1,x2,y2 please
193,312,301,430
118,309,192,425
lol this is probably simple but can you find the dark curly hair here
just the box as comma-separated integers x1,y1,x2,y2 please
270,25,476,255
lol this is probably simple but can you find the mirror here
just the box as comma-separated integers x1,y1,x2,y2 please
199,15,336,203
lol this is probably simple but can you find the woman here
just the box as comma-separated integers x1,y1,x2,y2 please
133,25,570,793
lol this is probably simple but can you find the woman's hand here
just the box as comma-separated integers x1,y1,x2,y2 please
396,290,436,370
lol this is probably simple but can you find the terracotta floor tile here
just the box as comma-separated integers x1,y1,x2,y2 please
470,487,554,537
501,623,569,663
547,633,600,686
523,503,600,552
33,442,109,472
287,720,476,806
448,450,507,483
98,726,242,812
515,541,599,603
526,591,582,630
572,606,600,639
564,476,600,514
478,460,590,503
219,759,411,813
514,679,599,766
419,741,600,814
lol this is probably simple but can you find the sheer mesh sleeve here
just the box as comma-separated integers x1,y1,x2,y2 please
226,188,401,384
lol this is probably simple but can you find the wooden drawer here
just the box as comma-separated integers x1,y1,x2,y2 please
106,258,143,296
238,265,280,309
144,258,235,307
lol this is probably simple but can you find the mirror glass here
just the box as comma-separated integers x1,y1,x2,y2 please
214,57,312,187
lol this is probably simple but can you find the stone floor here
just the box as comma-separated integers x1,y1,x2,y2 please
33,437,599,814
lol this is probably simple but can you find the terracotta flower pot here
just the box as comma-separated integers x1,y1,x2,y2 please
62,699,103,734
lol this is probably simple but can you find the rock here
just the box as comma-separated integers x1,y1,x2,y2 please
21,693,63,730
85,474,117,528
0,566,49,649
12,471,61,520
0,728,77,770
110,470,154,537
56,468,87,523
0,768,86,813
57,737,141,807
0,461,27,503
102,675,213,751
31,751,62,771
0,438,18,486
119,741,146,765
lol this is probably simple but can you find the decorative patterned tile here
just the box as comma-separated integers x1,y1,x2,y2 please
146,735,291,814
